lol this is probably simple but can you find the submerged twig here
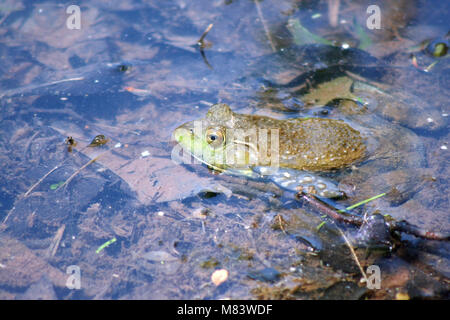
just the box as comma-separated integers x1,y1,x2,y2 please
297,192,450,241
23,165,59,198
336,226,368,282
254,0,276,52
47,224,66,258
297,192,363,226
22,134,112,196
197,23,214,69
22,142,90,198
200,49,213,70
60,154,103,189
297,192,367,280
392,220,449,241
197,23,214,48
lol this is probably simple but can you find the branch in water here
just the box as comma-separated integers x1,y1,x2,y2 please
297,192,450,241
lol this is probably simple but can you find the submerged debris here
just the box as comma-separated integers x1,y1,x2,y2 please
65,136,77,152
88,134,109,147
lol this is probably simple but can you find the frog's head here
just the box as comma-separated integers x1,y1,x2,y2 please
173,104,259,172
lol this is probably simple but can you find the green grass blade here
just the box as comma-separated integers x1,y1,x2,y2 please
339,192,386,212
96,237,117,254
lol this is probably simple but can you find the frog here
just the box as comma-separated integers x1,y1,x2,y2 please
173,75,446,245
173,78,431,199
173,102,362,198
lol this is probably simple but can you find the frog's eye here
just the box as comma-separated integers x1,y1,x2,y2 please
205,128,225,148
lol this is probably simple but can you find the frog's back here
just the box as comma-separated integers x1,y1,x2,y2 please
278,118,366,171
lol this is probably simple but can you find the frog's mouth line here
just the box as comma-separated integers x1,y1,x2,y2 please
179,144,227,173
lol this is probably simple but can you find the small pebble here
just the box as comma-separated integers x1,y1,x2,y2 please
440,145,447,150
211,269,229,286
157,211,164,216
141,150,151,158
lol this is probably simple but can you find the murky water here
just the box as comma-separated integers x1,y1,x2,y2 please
0,0,448,299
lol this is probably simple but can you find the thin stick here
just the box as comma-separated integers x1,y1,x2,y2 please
197,24,214,69
277,214,287,234
197,23,214,46
254,0,276,52
60,155,100,189
59,145,113,189
23,131,40,158
1,206,14,225
23,165,59,198
392,221,449,241
298,192,363,226
336,226,368,282
22,141,92,199
297,193,367,280
47,224,66,258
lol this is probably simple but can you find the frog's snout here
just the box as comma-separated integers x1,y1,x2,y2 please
173,122,195,143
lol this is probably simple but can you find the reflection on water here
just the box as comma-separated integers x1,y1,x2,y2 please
0,0,448,299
